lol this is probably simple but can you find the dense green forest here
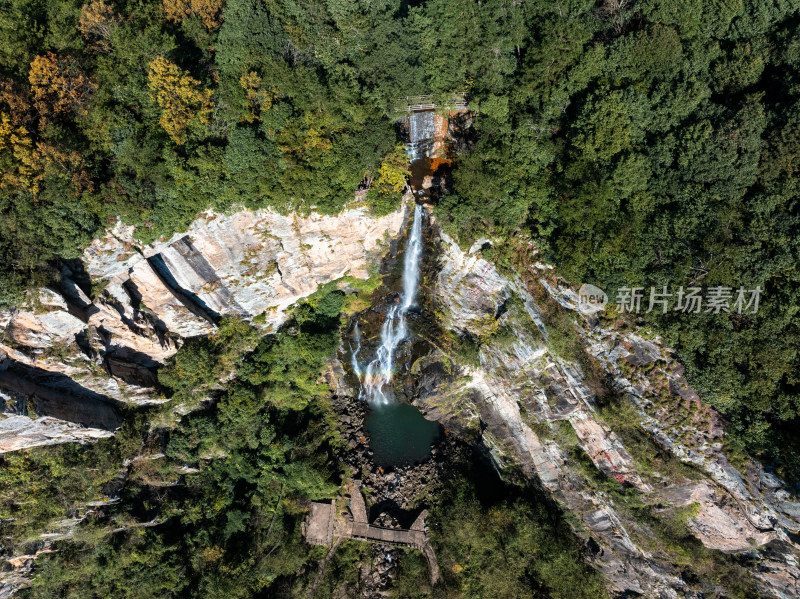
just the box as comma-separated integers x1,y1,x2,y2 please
0,295,342,595
423,0,800,480
0,0,799,521
0,0,422,305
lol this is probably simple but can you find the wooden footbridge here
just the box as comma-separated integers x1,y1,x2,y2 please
303,480,440,588
392,93,469,113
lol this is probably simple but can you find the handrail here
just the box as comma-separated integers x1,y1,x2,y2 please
391,93,469,113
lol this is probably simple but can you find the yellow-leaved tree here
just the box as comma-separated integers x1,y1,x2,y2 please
0,112,89,195
28,53,96,120
162,0,224,30
374,143,410,195
0,112,42,193
78,1,121,53
238,71,273,123
147,57,214,145
368,143,410,215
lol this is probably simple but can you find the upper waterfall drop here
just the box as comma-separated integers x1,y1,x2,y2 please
353,203,425,404
400,202,424,311
406,111,436,161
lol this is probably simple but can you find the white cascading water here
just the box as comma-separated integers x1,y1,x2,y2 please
406,111,435,161
350,321,363,379
352,204,424,404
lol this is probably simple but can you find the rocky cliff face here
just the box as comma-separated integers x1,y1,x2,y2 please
0,202,408,451
413,224,800,598
3,195,800,597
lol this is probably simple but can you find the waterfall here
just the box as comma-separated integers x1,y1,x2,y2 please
350,321,363,379
406,111,435,161
352,204,424,404
400,203,424,311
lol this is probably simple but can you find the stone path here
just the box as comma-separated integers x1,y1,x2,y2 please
349,480,368,523
303,480,440,588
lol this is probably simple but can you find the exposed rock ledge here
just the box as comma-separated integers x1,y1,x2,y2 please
415,226,800,598
0,200,409,450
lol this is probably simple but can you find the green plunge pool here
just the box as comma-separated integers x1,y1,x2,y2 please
364,403,442,468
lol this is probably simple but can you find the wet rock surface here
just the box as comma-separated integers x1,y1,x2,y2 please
324,359,462,519
319,543,402,599
355,545,402,598
321,357,461,597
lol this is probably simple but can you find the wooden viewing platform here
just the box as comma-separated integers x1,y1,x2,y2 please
303,480,440,588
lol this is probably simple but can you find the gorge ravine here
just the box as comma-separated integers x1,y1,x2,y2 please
348,201,443,468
